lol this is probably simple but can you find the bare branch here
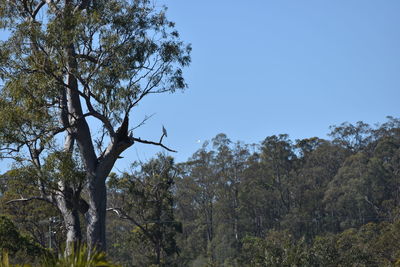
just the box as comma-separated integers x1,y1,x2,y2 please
132,137,177,153
73,73,115,136
6,196,53,205
0,145,24,154
95,126,108,156
32,1,46,18
159,125,167,143
76,54,98,64
132,114,155,131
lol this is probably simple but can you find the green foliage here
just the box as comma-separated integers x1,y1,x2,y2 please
0,0,191,131
238,220,400,267
43,245,119,267
0,216,23,254
0,243,120,267
239,231,311,267
0,216,48,265
43,151,86,186
308,221,400,266
107,154,180,266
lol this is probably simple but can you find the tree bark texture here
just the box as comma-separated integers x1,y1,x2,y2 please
55,194,82,254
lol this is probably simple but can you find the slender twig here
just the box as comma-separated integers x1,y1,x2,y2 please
132,114,155,131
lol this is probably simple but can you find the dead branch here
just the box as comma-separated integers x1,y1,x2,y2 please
6,196,53,205
132,137,177,153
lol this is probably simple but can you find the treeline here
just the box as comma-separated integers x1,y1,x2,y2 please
105,116,400,266
1,117,400,266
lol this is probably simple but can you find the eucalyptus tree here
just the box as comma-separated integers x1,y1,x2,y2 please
211,134,250,255
328,121,372,152
0,0,190,252
175,142,219,264
260,134,295,217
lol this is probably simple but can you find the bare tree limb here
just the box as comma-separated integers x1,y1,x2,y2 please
76,54,98,64
73,73,115,136
6,196,53,205
32,0,46,19
132,137,177,153
131,114,155,131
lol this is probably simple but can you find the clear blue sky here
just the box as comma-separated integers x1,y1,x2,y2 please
126,0,400,166
1,1,400,170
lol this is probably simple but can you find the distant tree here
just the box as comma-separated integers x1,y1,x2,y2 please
260,135,295,219
174,165,208,266
239,150,268,237
108,154,181,266
282,138,347,238
175,141,219,265
211,134,250,264
329,121,372,151
0,0,190,252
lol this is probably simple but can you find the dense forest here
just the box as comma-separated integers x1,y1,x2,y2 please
1,117,400,266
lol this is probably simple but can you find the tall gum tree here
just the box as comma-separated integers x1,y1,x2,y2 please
0,0,191,252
